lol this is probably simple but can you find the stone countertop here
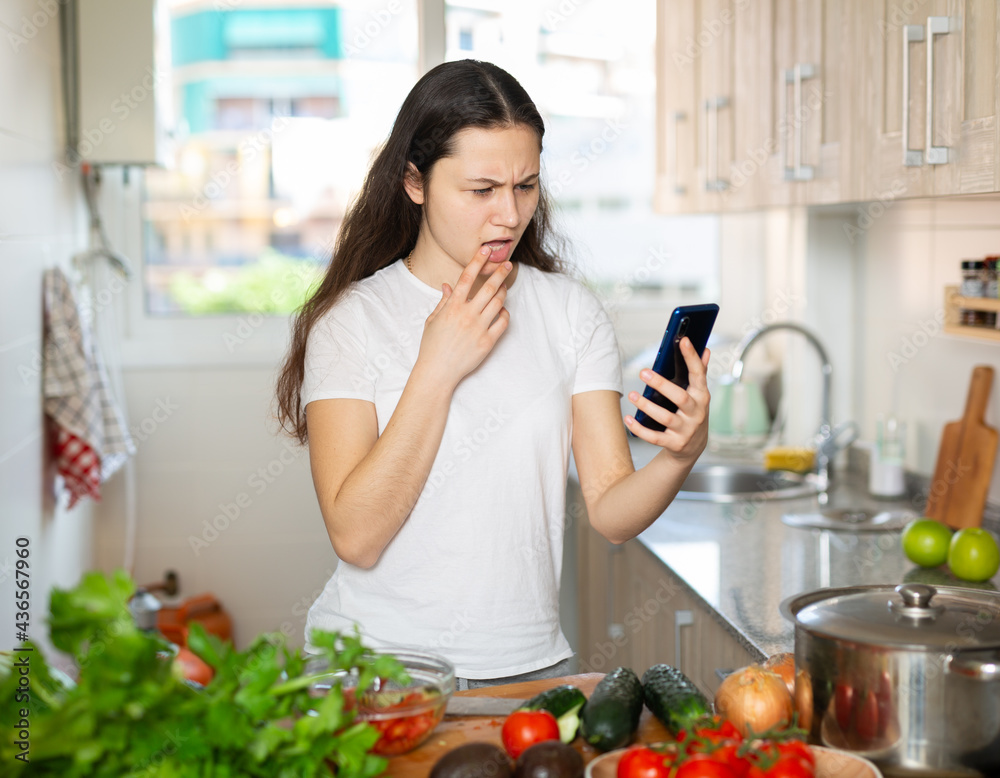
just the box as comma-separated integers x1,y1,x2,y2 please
617,441,997,661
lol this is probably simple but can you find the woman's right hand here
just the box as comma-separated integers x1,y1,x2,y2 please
416,246,513,388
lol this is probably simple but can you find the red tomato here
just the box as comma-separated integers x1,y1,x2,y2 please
776,740,814,769
710,742,751,778
698,719,743,742
367,690,445,756
675,755,739,778
875,671,893,737
617,746,673,778
834,682,853,732
173,647,213,686
501,710,560,759
747,755,814,778
855,689,879,742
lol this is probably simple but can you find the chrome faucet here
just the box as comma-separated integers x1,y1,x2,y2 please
731,322,857,490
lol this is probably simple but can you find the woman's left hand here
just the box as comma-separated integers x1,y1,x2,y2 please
625,337,710,461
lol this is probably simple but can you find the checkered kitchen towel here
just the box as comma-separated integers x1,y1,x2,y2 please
42,268,134,507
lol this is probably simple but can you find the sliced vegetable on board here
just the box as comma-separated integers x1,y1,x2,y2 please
519,684,587,743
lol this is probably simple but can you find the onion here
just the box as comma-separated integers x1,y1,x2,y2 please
715,665,794,737
794,668,814,732
762,652,795,697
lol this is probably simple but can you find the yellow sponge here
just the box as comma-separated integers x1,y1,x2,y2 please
763,447,815,473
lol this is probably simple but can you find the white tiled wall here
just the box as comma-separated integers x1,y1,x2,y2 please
717,196,1000,506
0,0,93,656
854,196,1000,496
94,364,337,648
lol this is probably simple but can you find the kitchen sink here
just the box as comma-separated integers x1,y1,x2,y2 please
675,463,820,502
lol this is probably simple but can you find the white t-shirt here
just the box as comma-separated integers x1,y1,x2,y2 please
301,260,622,678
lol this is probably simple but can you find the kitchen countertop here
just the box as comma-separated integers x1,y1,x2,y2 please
384,673,671,776
614,441,999,660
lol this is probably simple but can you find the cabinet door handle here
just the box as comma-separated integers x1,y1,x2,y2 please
703,96,730,191
902,24,925,166
782,64,817,181
607,543,624,640
674,609,694,669
669,110,688,195
925,16,951,165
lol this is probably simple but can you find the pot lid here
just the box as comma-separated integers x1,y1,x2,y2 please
783,584,1000,650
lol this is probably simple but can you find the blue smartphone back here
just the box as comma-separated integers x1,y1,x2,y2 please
632,303,719,433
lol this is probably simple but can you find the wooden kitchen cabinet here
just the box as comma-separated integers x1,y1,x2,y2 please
760,0,856,206
656,0,1000,212
655,0,698,213
867,0,1000,201
574,504,757,696
930,0,1000,196
655,0,765,212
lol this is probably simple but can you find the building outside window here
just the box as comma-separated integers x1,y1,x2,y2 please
143,0,718,355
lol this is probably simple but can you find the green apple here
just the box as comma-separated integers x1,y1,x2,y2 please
901,518,953,568
948,528,1000,582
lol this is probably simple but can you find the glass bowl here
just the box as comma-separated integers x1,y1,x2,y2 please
309,649,454,756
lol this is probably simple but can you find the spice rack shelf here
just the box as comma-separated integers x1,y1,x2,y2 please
944,285,1000,343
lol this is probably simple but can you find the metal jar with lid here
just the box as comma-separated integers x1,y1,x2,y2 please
781,583,1000,777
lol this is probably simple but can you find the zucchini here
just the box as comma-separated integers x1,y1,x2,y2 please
578,667,643,752
641,663,711,735
519,685,587,743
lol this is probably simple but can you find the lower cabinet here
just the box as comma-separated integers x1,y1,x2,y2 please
574,506,759,697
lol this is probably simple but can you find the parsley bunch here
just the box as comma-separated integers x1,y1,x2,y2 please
0,570,408,777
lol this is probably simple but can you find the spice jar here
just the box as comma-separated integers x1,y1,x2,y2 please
984,258,998,327
960,260,986,326
985,257,999,299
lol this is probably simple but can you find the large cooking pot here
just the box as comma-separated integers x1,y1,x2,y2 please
781,583,1000,777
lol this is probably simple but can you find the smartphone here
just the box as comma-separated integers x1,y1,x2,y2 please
632,303,719,433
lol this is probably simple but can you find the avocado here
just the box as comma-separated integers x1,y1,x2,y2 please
513,741,584,778
429,742,513,778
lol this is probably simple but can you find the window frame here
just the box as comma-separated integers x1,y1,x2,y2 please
113,0,444,368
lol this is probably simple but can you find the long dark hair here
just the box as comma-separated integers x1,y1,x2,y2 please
276,59,564,443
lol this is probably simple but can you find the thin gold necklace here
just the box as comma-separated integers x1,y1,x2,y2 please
405,250,414,272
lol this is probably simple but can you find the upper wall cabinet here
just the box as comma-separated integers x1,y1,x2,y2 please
656,0,1000,212
760,0,857,207
655,0,768,213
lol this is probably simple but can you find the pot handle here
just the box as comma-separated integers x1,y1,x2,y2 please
944,655,1000,682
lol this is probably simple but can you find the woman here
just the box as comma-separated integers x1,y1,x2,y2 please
275,60,710,688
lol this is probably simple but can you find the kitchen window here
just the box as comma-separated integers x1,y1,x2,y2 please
117,0,718,364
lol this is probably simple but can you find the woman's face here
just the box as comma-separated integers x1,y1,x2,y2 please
406,124,541,280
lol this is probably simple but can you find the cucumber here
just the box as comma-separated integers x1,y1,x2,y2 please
519,685,587,743
641,663,711,735
578,667,643,752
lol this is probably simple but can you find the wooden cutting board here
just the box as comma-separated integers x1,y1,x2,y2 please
384,673,670,777
925,365,999,529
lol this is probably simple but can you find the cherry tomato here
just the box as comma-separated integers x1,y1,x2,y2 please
698,719,743,742
875,671,893,737
617,746,673,778
173,647,213,686
501,709,560,759
747,755,814,778
855,689,879,742
834,682,854,732
775,740,815,769
367,690,445,755
675,755,739,778
710,742,751,778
